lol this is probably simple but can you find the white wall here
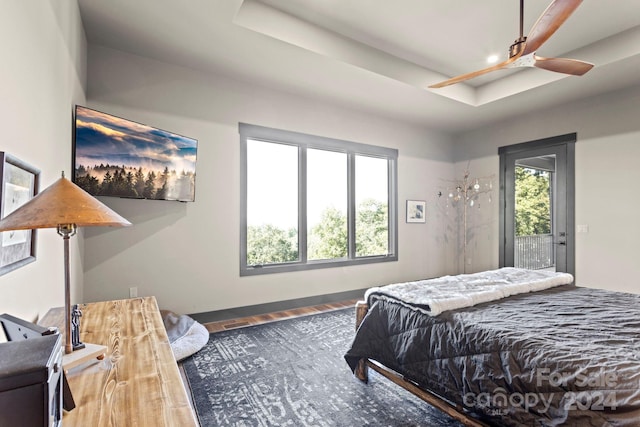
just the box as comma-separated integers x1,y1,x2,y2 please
83,46,457,315
454,85,640,294
0,1,87,323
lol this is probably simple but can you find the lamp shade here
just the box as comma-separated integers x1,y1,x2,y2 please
0,175,131,231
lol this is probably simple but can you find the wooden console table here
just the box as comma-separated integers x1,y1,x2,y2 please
39,296,197,427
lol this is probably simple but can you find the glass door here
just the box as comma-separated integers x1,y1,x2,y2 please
499,135,575,274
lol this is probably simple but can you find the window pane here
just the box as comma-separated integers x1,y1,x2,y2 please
307,149,347,261
240,122,397,276
246,139,298,265
514,156,554,270
355,155,389,257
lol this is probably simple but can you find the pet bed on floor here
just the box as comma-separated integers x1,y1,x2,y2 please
161,310,209,362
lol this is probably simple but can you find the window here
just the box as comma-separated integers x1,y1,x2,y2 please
240,123,397,276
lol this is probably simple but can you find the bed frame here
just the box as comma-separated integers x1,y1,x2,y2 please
354,301,487,427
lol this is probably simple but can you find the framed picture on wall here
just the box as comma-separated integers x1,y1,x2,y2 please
0,153,40,276
406,199,426,223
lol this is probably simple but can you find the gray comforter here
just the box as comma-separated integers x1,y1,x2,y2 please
345,285,640,426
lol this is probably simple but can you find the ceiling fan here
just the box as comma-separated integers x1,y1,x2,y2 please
428,0,594,89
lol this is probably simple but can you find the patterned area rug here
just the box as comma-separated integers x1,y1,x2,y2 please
182,307,464,426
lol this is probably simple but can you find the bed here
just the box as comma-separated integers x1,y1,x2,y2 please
344,268,640,426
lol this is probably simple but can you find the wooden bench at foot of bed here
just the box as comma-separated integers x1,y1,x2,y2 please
354,301,487,427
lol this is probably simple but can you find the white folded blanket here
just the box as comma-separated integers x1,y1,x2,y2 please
365,267,574,316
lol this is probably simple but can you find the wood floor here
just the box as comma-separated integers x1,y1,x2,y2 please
202,298,359,333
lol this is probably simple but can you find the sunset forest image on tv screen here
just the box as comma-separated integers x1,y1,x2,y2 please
73,105,198,202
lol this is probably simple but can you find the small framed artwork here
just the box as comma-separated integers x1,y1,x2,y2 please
0,153,40,276
406,199,426,223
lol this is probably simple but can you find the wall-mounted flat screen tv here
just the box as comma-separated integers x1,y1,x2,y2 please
73,105,197,202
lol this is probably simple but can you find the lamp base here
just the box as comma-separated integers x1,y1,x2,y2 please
62,342,106,372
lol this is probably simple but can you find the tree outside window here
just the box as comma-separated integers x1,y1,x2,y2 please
240,123,397,275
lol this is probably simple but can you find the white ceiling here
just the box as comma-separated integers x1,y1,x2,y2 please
77,0,640,134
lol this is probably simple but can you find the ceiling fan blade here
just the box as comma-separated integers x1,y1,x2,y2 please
522,0,582,55
533,55,594,75
428,57,517,89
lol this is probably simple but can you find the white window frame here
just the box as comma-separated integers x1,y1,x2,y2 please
240,123,398,276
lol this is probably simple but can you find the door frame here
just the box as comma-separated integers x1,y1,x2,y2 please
498,133,576,275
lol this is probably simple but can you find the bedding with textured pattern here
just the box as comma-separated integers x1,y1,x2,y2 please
345,284,640,426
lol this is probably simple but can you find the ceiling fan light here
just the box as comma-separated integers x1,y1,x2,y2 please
429,0,589,89
487,54,500,64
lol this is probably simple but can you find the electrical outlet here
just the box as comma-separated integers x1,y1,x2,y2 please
129,287,138,298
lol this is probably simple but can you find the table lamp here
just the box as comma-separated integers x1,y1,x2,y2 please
0,172,131,366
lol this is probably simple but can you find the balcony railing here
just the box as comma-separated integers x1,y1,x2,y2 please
515,234,554,270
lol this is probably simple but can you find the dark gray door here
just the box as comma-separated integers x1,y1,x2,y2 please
499,134,575,274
